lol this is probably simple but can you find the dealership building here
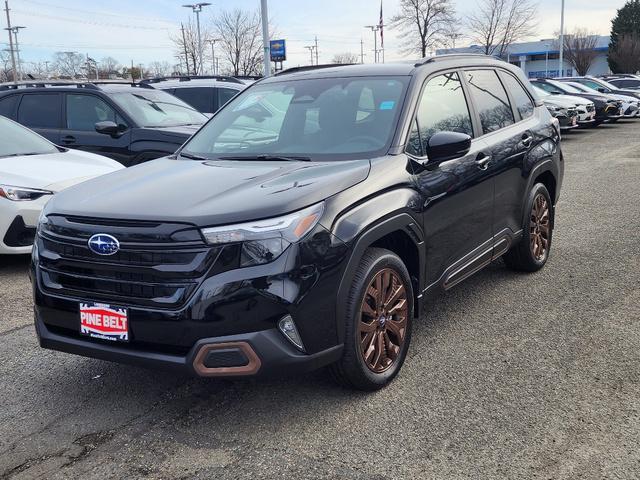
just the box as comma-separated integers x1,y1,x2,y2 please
437,35,611,78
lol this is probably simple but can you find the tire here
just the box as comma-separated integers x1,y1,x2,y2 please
330,248,414,391
504,183,553,272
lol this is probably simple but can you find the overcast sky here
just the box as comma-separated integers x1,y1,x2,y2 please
3,0,627,70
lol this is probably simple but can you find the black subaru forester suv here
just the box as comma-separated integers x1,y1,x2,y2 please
32,55,563,390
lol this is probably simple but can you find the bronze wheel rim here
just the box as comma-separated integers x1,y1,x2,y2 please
358,268,409,373
530,193,550,262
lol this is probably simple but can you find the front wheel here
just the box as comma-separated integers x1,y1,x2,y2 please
504,183,553,272
330,248,414,391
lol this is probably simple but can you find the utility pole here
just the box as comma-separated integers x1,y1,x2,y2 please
3,0,17,83
559,0,565,76
207,39,217,75
131,59,134,81
260,0,271,77
182,3,211,75
364,25,380,63
314,35,319,66
305,45,316,66
180,23,190,75
11,25,24,81
360,38,365,64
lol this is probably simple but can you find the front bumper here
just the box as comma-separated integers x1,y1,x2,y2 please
35,312,343,377
0,195,50,254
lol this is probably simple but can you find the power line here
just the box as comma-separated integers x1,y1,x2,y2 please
20,0,171,24
11,9,172,30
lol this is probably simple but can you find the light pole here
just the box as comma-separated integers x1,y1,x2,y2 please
364,25,380,63
10,25,25,81
182,3,211,75
260,0,271,77
545,43,549,77
559,0,565,76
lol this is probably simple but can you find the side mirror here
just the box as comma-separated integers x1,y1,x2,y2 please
95,121,125,137
425,131,472,165
597,87,607,93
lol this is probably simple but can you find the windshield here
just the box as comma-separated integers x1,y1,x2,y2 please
0,115,58,158
549,80,583,94
597,78,619,90
533,85,550,97
110,90,207,127
181,76,409,161
567,82,596,94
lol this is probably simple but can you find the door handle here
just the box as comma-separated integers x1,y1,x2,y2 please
521,134,534,148
62,135,76,145
475,153,491,170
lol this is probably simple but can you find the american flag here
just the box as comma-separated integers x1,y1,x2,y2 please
379,1,384,48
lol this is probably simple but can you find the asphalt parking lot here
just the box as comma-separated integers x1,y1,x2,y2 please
1,121,639,480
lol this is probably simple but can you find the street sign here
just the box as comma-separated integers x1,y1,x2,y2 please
270,39,286,62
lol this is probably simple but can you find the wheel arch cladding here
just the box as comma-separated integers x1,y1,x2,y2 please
534,170,557,206
335,213,425,345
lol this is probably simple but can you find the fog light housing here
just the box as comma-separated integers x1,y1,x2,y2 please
278,315,305,352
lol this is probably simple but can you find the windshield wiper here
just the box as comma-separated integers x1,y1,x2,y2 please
179,151,209,160
219,155,311,162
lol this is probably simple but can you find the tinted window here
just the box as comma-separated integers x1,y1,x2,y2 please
172,87,214,113
0,95,18,118
217,88,238,109
182,76,408,160
66,94,118,131
0,116,58,157
415,72,473,153
464,70,514,134
614,79,640,88
500,73,534,119
110,90,207,127
18,94,61,129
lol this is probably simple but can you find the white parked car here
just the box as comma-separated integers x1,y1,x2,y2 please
0,115,123,254
532,85,597,127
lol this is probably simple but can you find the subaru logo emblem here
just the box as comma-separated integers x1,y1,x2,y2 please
88,234,120,256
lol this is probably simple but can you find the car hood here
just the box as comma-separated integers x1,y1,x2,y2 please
551,95,592,107
0,149,123,192
543,97,577,108
142,125,201,142
45,157,371,226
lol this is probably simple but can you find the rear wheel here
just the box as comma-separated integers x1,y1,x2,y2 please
330,248,413,391
504,183,553,272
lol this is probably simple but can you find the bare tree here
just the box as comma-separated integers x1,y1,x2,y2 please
562,29,599,76
213,9,263,76
53,52,85,78
25,61,49,79
332,52,360,64
148,61,173,77
390,0,456,58
99,56,120,78
170,18,211,75
608,34,640,74
1,51,15,82
467,0,538,57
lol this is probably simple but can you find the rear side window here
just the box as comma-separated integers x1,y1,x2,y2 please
217,88,238,110
615,79,640,88
66,94,119,131
414,72,473,154
500,72,534,120
172,87,214,113
464,70,514,134
0,95,18,119
18,94,61,129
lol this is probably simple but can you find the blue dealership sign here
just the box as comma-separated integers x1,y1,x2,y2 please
270,39,286,62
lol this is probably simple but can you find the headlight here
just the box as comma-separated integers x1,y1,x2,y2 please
201,202,324,267
0,184,53,201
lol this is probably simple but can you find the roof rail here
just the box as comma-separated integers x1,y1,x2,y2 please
0,81,101,91
140,75,244,85
275,64,352,76
90,80,155,89
414,53,496,67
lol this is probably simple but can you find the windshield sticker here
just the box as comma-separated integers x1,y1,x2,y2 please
379,101,395,110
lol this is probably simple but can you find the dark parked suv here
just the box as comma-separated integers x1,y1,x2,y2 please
0,82,207,166
32,56,563,390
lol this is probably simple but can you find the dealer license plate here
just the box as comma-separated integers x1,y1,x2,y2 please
80,302,129,342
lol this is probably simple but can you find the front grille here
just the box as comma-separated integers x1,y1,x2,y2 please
37,215,220,309
587,104,595,112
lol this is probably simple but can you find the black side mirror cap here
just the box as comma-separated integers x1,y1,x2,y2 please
95,121,124,137
425,131,472,165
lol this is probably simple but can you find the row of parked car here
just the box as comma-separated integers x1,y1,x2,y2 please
532,74,640,131
1,70,639,256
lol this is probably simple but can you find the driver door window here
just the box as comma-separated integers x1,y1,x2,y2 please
66,94,122,131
